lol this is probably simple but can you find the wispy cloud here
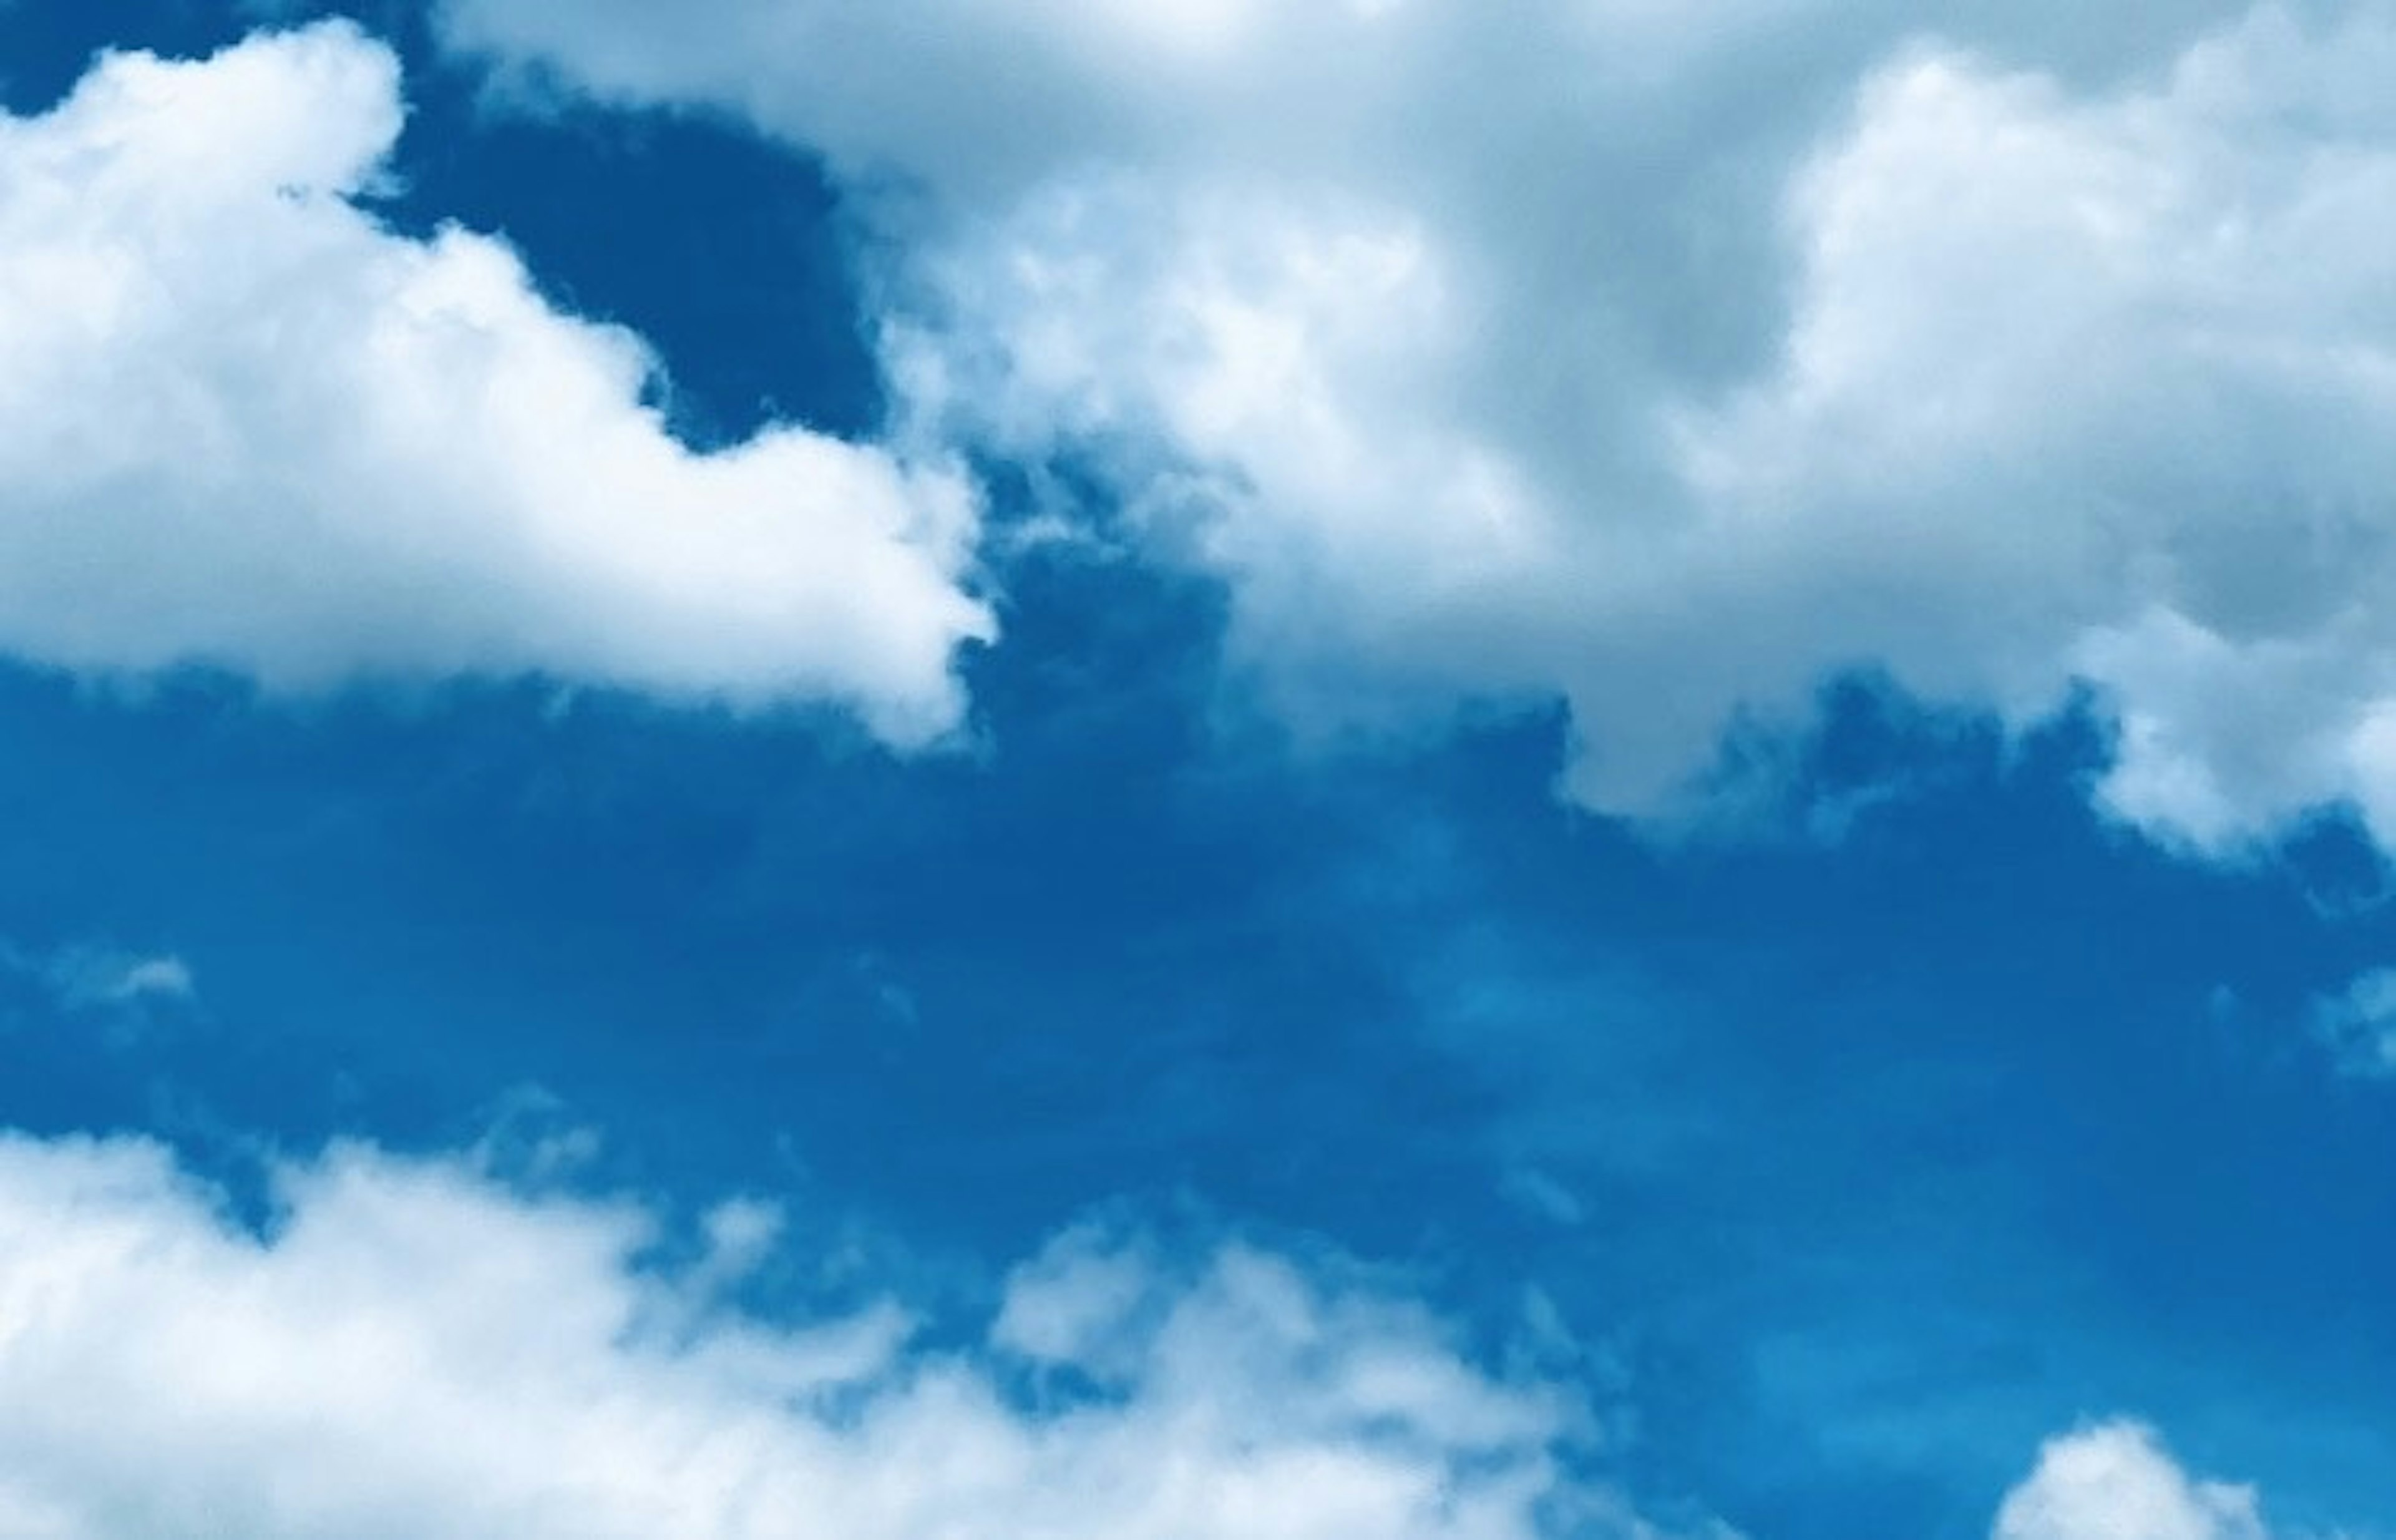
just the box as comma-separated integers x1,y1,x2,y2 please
41,948,195,1013
2310,967,2396,1080
0,939,197,1043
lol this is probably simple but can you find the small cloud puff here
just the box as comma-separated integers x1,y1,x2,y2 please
1993,1421,2270,1540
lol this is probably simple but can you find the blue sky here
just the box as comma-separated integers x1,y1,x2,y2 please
0,2,2392,1537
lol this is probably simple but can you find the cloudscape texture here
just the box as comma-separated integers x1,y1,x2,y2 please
0,2,2390,1538
449,0,2396,851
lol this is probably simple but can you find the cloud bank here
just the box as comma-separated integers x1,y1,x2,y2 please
0,1128,2347,1539
441,0,2396,849
0,24,990,744
0,1130,1656,1540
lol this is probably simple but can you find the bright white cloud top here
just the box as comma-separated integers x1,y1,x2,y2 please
1993,1423,2275,1540
0,24,991,744
0,1130,1665,1539
444,0,2396,851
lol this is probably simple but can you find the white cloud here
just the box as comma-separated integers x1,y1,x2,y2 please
0,1132,2360,1539
0,1129,1681,1540
439,0,2396,850
1992,1422,2271,1540
1687,6,2396,851
0,23,991,744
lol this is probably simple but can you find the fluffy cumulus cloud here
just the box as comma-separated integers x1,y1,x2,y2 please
441,0,2396,849
1991,1423,2274,1540
1693,5,2396,850
0,24,991,743
0,1129,1690,1540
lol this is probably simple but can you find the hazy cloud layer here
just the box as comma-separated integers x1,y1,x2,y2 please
0,24,991,743
443,0,2396,849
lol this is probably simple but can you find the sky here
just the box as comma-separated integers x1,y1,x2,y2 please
0,1,2391,1536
